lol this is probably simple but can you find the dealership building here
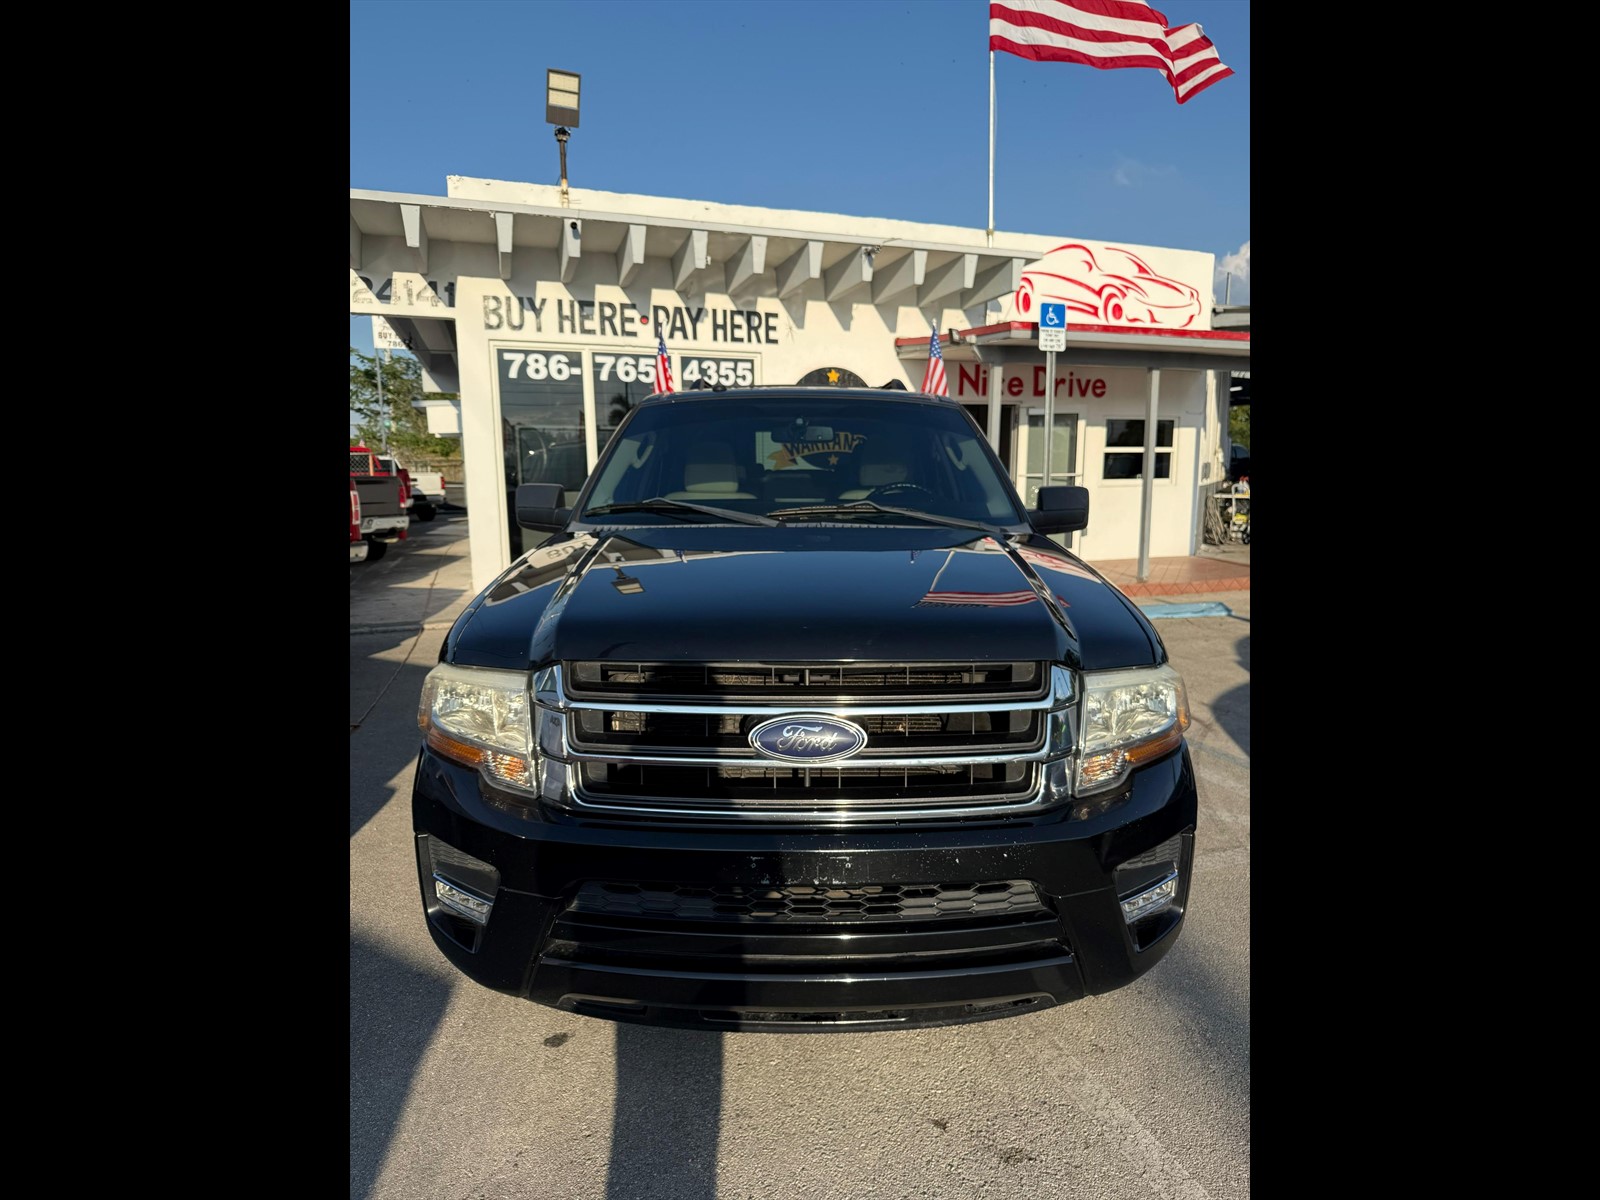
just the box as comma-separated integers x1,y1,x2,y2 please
349,176,1250,591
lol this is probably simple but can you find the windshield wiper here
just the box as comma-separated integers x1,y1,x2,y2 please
767,501,1007,536
582,498,779,527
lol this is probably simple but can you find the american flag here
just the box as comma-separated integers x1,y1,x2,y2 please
988,1,1233,105
916,589,1040,608
921,326,948,396
656,335,675,394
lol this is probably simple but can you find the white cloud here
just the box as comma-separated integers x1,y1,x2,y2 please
1215,240,1250,304
1111,157,1178,188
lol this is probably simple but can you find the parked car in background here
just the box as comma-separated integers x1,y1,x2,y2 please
377,454,440,522
350,476,369,563
350,445,410,561
404,462,449,515
1228,444,1251,483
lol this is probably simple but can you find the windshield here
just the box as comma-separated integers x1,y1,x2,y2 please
578,397,1027,527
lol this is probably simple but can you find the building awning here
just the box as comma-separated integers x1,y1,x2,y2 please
352,187,1048,320
895,321,1249,375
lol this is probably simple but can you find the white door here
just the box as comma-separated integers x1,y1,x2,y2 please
1015,408,1081,549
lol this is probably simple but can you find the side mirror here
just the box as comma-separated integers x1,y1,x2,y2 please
1030,485,1090,533
515,482,570,531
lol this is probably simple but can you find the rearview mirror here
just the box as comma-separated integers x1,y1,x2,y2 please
515,482,569,531
1030,485,1090,533
773,421,834,443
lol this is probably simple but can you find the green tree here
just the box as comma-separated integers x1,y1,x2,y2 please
349,348,461,458
1228,403,1250,451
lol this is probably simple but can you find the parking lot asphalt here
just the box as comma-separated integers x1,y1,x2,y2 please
351,510,1250,1200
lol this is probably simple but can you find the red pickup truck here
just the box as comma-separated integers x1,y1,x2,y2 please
349,446,410,561
350,476,368,563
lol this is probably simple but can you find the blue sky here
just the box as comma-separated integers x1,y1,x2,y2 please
350,0,1249,358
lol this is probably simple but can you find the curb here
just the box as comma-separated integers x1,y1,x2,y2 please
1136,601,1235,619
350,621,460,636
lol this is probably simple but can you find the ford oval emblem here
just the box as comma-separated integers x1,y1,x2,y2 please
748,714,869,764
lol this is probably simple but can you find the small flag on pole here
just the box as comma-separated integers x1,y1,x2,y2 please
988,0,1233,105
655,334,675,394
921,326,949,397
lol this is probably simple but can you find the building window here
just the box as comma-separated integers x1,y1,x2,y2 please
1018,409,1078,508
1103,419,1173,480
499,348,588,558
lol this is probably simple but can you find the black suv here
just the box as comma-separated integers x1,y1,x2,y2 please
411,387,1197,1030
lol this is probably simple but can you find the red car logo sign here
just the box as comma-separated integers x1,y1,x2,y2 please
1014,243,1202,329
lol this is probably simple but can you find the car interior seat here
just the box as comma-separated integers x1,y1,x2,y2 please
664,441,756,501
838,441,908,500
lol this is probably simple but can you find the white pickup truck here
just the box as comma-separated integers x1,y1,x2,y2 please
376,455,446,521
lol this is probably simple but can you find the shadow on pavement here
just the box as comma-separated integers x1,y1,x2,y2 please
350,645,437,838
606,1025,724,1199
349,931,456,1200
1210,633,1249,759
1139,926,1250,1100
350,514,477,641
350,515,472,838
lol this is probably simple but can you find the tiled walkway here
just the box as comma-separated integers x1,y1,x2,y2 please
1088,552,1251,597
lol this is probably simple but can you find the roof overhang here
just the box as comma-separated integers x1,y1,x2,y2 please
1213,305,1251,331
896,321,1250,373
351,189,1043,314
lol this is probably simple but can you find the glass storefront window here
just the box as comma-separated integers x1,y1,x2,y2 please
1103,419,1173,481
1105,419,1174,447
1103,452,1172,480
592,351,663,458
1019,410,1078,509
498,348,587,557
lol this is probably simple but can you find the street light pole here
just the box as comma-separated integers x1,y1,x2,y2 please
546,68,581,208
555,126,571,206
376,348,391,455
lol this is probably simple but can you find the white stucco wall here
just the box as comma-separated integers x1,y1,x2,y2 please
1072,369,1205,561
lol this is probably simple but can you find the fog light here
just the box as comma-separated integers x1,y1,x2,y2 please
434,876,493,925
1119,872,1178,923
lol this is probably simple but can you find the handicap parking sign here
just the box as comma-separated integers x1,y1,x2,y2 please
1038,302,1066,350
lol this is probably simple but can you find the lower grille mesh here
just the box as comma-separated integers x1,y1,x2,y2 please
569,880,1044,922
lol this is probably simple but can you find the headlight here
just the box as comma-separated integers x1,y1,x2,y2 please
1075,663,1190,794
417,663,538,794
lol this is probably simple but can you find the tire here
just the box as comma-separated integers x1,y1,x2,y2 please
365,537,388,562
413,503,436,522
1240,526,1250,546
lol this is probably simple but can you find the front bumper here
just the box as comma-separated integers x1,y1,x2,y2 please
411,745,1197,1031
349,540,370,563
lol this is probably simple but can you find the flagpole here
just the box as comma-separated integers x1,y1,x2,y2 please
987,50,995,246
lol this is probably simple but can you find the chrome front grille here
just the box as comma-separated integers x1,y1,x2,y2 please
569,704,1042,755
535,661,1073,822
565,660,1042,700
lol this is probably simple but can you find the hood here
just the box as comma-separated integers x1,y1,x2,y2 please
447,526,1160,671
